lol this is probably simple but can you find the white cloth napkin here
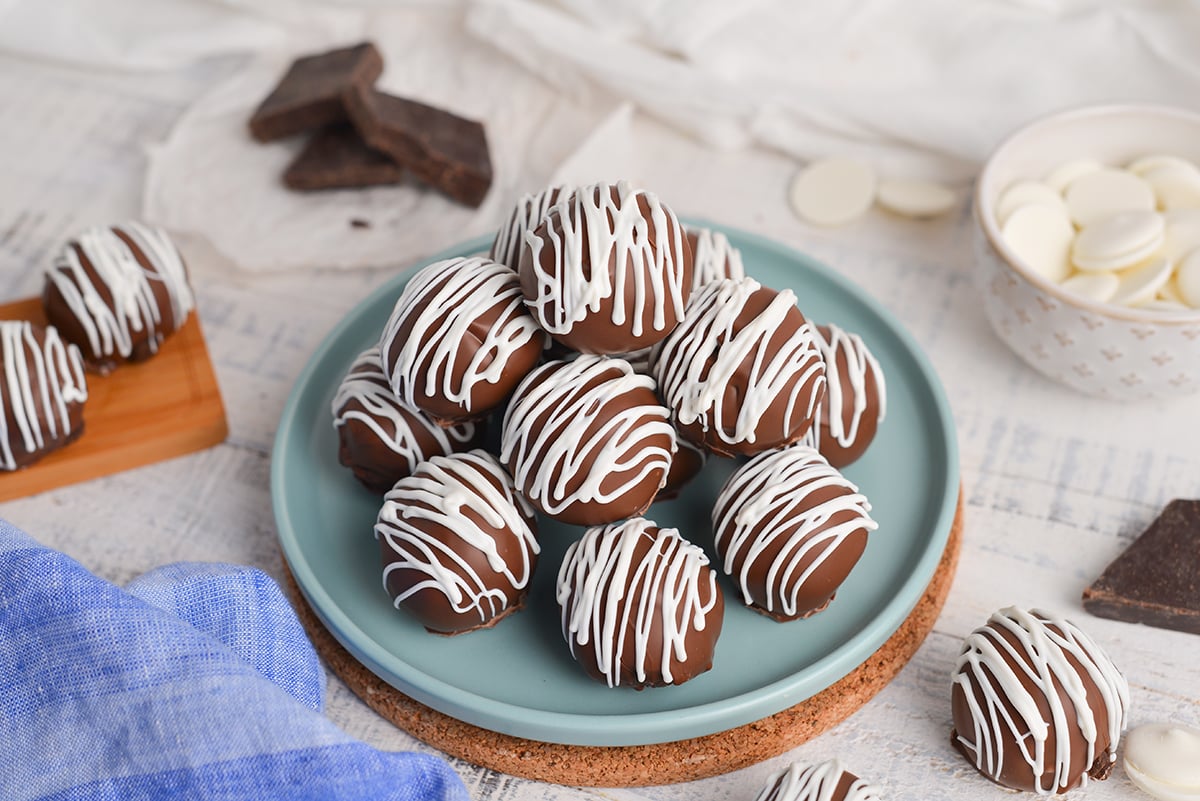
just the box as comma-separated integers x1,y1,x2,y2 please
5,0,1200,272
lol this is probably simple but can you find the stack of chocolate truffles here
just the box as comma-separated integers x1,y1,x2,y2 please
248,42,491,206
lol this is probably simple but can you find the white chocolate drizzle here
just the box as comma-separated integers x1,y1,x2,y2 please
375,450,539,624
556,518,720,687
689,227,745,293
523,181,689,338
953,607,1129,795
380,256,543,413
490,185,568,270
711,445,877,617
331,346,476,461
0,321,88,471
45,222,193,361
754,759,882,801
803,324,886,453
653,277,826,449
500,355,675,517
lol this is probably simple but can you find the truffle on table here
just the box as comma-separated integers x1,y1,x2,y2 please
248,42,383,142
284,125,405,191
1082,498,1200,635
375,449,539,635
711,445,877,621
0,320,88,471
379,256,545,426
43,222,194,374
556,517,723,688
343,86,493,207
950,607,1129,795
753,759,882,801
520,181,693,355
652,276,826,457
500,355,676,526
331,346,477,493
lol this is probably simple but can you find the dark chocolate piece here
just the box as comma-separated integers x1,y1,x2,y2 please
1082,499,1200,635
249,43,383,142
343,86,492,207
283,125,404,191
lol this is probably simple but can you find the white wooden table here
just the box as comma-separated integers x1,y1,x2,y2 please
2,48,1197,801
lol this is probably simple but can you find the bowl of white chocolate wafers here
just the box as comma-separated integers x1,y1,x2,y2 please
975,103,1200,400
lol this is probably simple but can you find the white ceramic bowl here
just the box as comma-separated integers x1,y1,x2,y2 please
975,104,1200,401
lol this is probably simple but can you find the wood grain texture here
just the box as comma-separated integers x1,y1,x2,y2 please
286,490,963,787
0,297,228,501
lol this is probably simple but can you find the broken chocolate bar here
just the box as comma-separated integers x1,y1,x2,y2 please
283,125,405,191
249,42,383,142
343,86,492,207
1082,498,1200,635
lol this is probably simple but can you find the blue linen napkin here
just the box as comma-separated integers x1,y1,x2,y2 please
0,520,470,801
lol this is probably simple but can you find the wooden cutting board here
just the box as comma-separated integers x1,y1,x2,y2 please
0,297,228,501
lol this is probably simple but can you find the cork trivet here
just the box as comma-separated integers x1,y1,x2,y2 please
286,490,963,787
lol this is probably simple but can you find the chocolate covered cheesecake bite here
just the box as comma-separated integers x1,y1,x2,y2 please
712,445,877,621
0,321,88,471
500,355,675,526
556,517,723,688
652,277,826,456
43,222,194,373
375,450,539,635
754,759,881,801
686,226,744,293
490,185,568,271
379,256,545,426
951,607,1129,794
804,323,886,468
520,181,693,354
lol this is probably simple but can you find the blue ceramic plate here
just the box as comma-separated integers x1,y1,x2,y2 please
272,224,959,747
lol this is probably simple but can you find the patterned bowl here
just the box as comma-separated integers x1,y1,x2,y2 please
975,104,1200,401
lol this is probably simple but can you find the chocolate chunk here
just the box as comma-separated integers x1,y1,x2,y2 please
343,86,492,207
1082,499,1200,635
283,125,404,191
249,42,383,142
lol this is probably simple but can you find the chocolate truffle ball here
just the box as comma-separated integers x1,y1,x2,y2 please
754,759,882,801
332,346,478,493
556,517,724,688
501,355,676,526
652,277,827,457
375,450,539,635
489,185,568,271
804,324,886,468
0,321,88,471
951,607,1129,795
380,256,546,426
686,226,744,293
519,181,693,354
43,222,194,374
712,445,877,621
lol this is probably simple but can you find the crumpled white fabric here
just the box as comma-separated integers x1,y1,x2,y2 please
4,0,1200,271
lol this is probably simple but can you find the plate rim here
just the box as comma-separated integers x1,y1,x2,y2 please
271,221,960,746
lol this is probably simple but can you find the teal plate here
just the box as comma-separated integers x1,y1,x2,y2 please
271,223,959,747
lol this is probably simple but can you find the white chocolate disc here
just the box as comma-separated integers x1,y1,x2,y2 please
1142,163,1200,211
1159,276,1184,304
1043,159,1103,193
996,180,1066,228
1060,271,1119,303
1177,249,1200,308
1111,256,1173,307
1123,723,1200,801
876,178,956,218
1163,209,1200,263
1064,168,1156,227
1000,204,1074,283
1071,210,1164,272
1139,299,1192,312
1127,153,1199,177
789,157,877,227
